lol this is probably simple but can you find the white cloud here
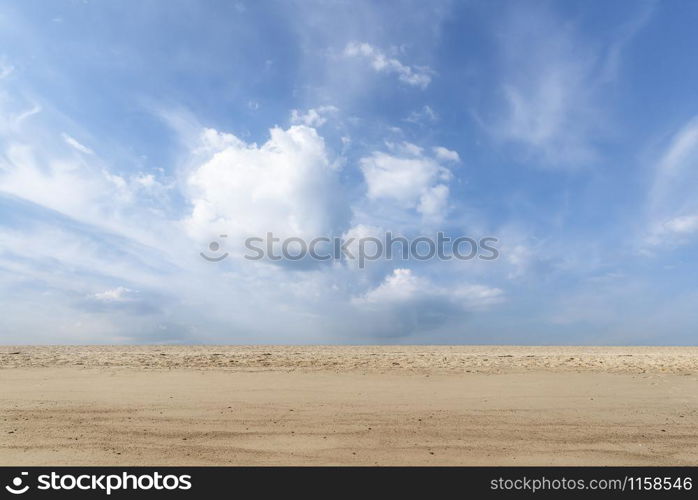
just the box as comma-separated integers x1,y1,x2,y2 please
505,244,534,279
355,268,503,310
361,154,438,204
356,268,420,304
347,268,504,338
359,142,453,220
344,42,432,89
93,286,134,302
0,61,14,79
432,146,460,162
61,133,94,155
452,284,505,309
598,1,656,83
0,143,125,221
0,103,41,134
134,173,156,188
663,215,698,235
0,133,174,253
496,61,597,165
650,116,698,203
185,124,349,246
290,106,338,127
0,65,42,133
406,105,438,124
646,117,698,247
14,104,42,126
417,184,449,220
338,224,387,270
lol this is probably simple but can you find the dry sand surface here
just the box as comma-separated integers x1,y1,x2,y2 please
1,346,696,465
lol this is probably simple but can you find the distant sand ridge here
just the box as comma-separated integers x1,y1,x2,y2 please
1,345,696,374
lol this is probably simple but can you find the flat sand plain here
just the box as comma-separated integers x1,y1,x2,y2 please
1,346,696,465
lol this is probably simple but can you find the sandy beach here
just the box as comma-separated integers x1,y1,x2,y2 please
1,346,696,465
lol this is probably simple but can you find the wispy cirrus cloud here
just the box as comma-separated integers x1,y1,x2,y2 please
645,116,698,247
343,42,433,89
0,59,13,79
483,3,654,167
61,133,94,155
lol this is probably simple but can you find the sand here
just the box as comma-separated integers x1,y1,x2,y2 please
1,346,696,465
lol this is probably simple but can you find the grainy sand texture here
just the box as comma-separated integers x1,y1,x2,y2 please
1,346,696,465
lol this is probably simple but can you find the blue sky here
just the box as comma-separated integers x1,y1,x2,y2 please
1,0,697,344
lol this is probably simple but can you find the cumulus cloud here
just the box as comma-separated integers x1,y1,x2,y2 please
359,142,453,221
432,146,460,162
355,268,503,310
343,42,432,89
349,268,503,337
356,268,420,304
417,184,449,221
185,125,349,248
290,106,338,127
